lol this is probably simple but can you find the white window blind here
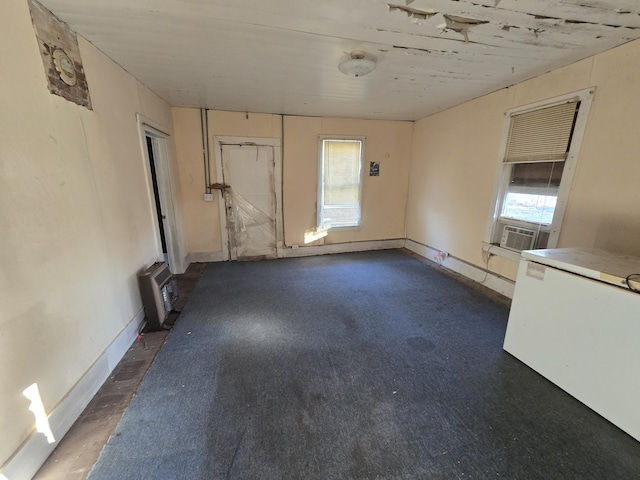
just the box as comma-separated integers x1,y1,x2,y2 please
504,101,579,163
320,139,362,228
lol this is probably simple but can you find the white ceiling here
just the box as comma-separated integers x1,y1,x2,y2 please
38,0,640,120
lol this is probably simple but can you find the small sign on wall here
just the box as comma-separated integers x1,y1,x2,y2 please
369,161,380,177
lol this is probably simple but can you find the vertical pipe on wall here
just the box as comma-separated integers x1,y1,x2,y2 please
200,108,210,194
281,114,287,246
205,110,212,189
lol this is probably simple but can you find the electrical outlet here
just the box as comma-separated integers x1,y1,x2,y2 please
435,251,449,263
203,193,214,202
291,244,299,249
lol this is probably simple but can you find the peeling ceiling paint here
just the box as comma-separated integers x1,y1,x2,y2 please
388,4,438,20
440,14,490,42
37,0,640,121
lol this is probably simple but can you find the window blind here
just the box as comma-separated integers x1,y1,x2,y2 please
504,101,579,163
323,140,361,206
321,139,362,227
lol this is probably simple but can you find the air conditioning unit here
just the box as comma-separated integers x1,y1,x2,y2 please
137,262,178,331
500,225,537,252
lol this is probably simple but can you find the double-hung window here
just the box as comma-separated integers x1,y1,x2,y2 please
487,89,594,253
318,136,364,229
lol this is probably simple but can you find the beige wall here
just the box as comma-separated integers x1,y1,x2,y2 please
560,42,640,253
0,0,181,467
407,39,640,281
172,108,220,256
173,109,283,258
283,116,413,246
406,88,512,275
173,110,413,256
6,0,640,468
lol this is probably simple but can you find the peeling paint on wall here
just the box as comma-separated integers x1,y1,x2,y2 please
28,0,91,109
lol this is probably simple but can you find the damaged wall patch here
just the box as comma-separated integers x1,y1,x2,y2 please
28,0,92,109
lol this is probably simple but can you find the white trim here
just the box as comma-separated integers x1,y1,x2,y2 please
137,114,185,273
484,88,596,257
213,139,230,260
138,116,170,137
317,135,365,230
213,136,283,261
281,239,404,258
405,239,515,298
0,310,145,480
548,89,594,247
181,254,191,273
188,251,227,263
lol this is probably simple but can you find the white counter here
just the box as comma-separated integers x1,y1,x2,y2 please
504,248,640,441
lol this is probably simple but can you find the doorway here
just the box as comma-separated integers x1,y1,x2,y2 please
138,115,181,273
214,137,283,261
146,135,168,261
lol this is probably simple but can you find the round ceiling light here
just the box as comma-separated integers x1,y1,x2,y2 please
338,51,376,77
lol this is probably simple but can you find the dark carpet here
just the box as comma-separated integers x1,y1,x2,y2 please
87,250,640,479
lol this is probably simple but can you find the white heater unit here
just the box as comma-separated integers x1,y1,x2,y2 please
137,262,178,331
500,225,536,252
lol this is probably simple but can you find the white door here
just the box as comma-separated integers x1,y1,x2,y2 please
221,144,277,260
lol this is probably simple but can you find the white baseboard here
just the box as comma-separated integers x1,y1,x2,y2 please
188,251,227,263
1,309,145,480
189,242,404,262
404,239,515,299
280,239,405,258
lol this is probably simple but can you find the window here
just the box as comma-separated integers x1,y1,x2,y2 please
487,89,594,253
318,137,364,229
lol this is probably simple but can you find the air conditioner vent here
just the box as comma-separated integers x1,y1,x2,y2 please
500,225,536,252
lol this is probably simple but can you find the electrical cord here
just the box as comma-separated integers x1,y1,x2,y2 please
625,273,640,293
480,247,495,283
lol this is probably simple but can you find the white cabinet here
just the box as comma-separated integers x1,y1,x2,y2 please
504,248,640,441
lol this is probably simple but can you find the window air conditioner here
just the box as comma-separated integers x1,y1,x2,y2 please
137,262,178,331
500,225,536,252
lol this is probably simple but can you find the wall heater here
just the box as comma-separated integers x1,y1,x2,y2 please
137,262,178,331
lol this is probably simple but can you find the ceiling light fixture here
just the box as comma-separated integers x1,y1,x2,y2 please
338,51,376,77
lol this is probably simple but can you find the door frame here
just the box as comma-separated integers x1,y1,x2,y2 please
137,114,182,273
213,136,283,260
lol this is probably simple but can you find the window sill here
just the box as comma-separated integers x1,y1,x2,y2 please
482,242,523,262
323,225,361,232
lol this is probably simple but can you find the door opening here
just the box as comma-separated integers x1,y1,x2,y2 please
138,114,181,273
146,135,168,260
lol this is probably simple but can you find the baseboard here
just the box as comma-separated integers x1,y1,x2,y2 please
188,251,227,263
0,309,145,480
280,239,405,258
404,239,515,299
